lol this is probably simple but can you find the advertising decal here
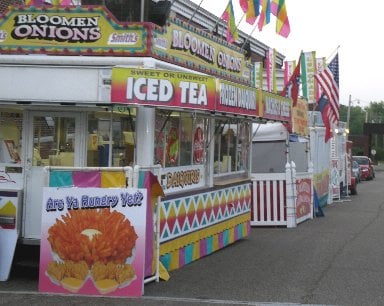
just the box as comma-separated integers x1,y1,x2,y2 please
39,187,147,297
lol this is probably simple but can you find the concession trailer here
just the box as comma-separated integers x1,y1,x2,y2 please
0,2,291,286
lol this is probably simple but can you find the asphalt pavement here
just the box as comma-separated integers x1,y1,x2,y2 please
2,166,384,306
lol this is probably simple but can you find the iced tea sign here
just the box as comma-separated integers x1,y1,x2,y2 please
111,68,216,110
39,187,147,297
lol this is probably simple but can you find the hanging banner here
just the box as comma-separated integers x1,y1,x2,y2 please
301,51,317,104
284,60,296,87
254,62,263,89
39,187,147,297
315,57,327,101
111,68,216,110
266,48,276,93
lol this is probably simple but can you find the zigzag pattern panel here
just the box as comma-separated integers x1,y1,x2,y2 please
159,183,251,243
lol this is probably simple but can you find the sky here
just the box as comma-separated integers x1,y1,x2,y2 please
190,0,384,108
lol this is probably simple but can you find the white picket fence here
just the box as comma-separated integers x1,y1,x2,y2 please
250,162,313,228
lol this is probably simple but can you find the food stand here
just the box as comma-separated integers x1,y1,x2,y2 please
0,4,291,280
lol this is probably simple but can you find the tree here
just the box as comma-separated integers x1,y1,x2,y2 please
339,104,367,135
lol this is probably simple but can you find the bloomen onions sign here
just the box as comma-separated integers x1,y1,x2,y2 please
0,6,148,55
152,19,252,86
12,14,101,42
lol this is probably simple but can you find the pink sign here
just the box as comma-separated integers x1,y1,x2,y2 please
296,178,312,219
39,187,147,297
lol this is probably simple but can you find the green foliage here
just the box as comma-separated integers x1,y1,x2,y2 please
341,101,384,162
339,104,367,135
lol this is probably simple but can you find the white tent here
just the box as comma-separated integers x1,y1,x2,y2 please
252,122,287,142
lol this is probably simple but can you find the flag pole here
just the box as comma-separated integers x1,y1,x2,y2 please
326,45,340,61
241,21,259,49
233,12,246,38
210,0,230,33
187,0,205,25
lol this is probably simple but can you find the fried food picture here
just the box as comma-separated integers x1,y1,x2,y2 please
45,208,139,294
47,209,138,267
46,260,89,293
91,261,136,294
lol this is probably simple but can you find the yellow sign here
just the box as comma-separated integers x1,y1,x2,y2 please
151,18,253,86
0,6,148,55
292,98,308,136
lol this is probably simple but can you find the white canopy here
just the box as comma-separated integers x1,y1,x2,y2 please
252,123,287,142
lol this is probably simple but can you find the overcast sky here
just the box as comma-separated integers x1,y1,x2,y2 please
190,0,383,108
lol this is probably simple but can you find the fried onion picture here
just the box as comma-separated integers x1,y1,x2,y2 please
47,209,138,268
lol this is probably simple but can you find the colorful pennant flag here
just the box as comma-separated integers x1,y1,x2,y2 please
25,0,44,4
315,53,339,123
258,0,271,31
271,0,290,38
281,53,302,107
240,0,260,25
221,0,238,43
239,0,248,12
317,94,334,143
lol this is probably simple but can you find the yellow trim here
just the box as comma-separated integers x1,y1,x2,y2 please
160,213,250,255
162,221,249,271
192,241,200,261
169,249,180,271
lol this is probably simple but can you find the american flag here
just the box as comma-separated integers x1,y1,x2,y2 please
315,53,339,123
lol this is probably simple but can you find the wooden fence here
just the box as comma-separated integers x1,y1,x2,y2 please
250,162,313,228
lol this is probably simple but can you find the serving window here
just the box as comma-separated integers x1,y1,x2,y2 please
154,110,208,168
214,118,250,176
86,107,136,167
0,109,23,164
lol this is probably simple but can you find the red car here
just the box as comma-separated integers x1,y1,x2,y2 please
352,156,375,180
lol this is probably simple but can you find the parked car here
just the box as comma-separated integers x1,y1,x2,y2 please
352,160,361,182
352,156,375,180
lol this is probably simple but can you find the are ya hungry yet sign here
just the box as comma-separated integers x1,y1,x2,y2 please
39,187,147,297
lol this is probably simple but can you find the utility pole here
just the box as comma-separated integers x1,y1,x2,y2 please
347,94,351,135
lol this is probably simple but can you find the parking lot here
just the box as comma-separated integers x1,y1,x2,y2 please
1,165,384,305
